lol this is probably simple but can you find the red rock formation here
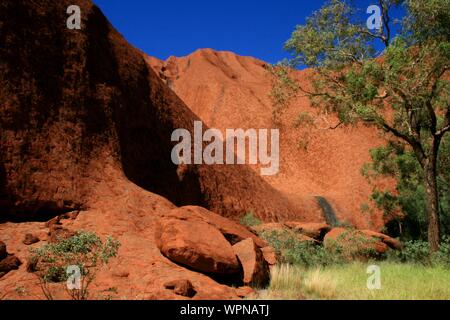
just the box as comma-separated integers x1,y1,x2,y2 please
155,218,241,275
147,49,397,229
232,238,270,287
0,0,281,300
0,0,296,223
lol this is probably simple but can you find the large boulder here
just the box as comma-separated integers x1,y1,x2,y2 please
324,228,399,258
232,238,270,288
164,206,267,248
284,222,330,240
155,218,241,275
361,230,402,250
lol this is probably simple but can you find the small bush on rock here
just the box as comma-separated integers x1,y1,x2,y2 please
30,231,120,300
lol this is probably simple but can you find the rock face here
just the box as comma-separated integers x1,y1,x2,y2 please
233,238,270,288
0,0,281,299
0,0,296,222
147,49,394,229
156,218,241,275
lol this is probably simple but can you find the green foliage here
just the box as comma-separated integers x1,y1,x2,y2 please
239,212,262,228
30,231,120,300
266,63,299,124
277,0,449,250
363,135,450,240
260,230,343,267
31,231,120,270
387,236,450,267
44,266,67,283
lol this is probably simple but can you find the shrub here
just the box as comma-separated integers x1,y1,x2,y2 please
240,212,262,228
259,229,343,268
30,231,120,300
386,236,450,267
325,229,382,261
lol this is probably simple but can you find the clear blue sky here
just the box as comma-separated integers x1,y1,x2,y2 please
93,0,400,63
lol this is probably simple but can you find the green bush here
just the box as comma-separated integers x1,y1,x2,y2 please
240,212,262,228
259,230,344,268
387,240,432,265
30,231,121,300
386,236,450,267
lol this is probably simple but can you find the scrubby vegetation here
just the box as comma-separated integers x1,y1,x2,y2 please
30,231,120,300
240,212,262,228
255,228,450,300
272,0,450,252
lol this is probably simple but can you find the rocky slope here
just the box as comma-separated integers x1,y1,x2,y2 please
0,0,299,222
0,0,396,300
147,49,395,229
0,0,294,299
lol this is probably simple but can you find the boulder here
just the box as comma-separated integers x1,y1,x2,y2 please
232,238,270,288
156,218,241,274
23,233,40,245
164,279,197,298
324,228,391,258
164,206,267,247
0,255,22,276
0,241,6,260
361,230,402,250
260,246,277,266
284,222,330,240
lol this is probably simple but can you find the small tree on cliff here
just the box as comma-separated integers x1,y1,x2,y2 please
276,0,449,251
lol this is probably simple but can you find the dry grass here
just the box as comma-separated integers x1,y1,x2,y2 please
254,262,450,300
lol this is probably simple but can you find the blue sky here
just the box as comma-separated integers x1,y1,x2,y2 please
93,0,401,63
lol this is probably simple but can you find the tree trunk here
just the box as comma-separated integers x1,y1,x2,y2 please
424,159,441,252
